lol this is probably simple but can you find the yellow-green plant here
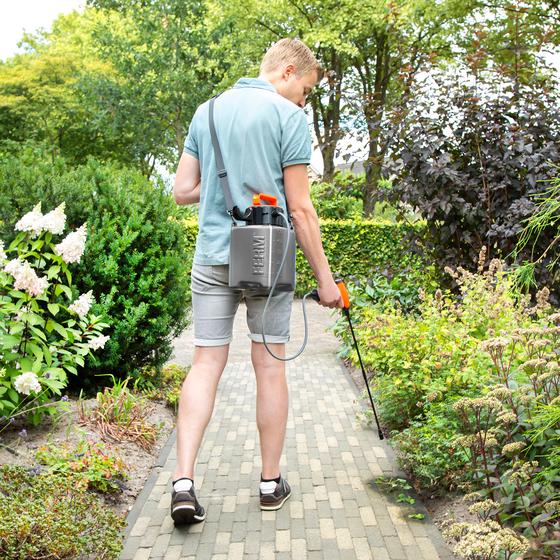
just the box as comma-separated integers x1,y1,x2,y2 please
0,465,125,559
139,363,187,411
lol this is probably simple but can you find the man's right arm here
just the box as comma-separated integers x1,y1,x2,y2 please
284,164,343,308
173,153,201,205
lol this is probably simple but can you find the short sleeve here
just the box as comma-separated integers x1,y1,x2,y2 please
183,110,199,159
281,110,311,168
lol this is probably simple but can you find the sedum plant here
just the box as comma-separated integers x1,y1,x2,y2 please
36,438,127,493
0,465,125,559
0,202,109,425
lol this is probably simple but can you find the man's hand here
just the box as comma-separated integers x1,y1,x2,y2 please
317,278,344,308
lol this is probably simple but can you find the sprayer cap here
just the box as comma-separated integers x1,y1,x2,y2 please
252,193,278,206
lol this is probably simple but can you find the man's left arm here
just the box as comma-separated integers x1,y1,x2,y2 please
173,152,201,205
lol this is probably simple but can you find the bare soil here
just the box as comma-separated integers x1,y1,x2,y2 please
0,396,175,517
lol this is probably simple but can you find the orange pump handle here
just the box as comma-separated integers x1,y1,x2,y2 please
252,193,278,206
335,280,351,309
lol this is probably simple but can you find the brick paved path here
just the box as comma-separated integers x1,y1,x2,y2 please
120,302,454,560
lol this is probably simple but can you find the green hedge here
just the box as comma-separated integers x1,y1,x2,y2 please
181,219,430,296
0,153,192,391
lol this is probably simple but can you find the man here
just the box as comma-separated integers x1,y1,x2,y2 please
171,38,343,524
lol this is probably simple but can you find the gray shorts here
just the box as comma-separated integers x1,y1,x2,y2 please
191,263,294,346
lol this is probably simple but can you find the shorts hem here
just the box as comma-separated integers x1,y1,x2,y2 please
194,337,232,347
248,333,290,344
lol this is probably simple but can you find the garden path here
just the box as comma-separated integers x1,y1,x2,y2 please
119,301,454,560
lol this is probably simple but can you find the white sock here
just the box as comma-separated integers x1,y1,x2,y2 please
174,478,193,492
259,480,277,494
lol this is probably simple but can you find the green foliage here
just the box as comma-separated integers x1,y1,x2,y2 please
0,465,125,559
335,249,560,556
0,154,192,390
450,312,560,557
85,0,227,174
512,173,560,298
0,9,122,167
459,0,560,85
139,363,188,411
310,181,362,220
374,476,426,520
0,204,108,425
36,439,127,493
392,403,470,491
296,220,430,296
337,256,527,431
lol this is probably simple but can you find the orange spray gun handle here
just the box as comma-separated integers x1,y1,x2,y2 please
309,279,350,309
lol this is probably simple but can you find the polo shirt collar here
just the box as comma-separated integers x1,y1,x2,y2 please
233,77,277,93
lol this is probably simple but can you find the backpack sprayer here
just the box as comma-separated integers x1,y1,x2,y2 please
209,95,384,440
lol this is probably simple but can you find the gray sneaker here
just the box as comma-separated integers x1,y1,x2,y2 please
170,481,206,525
259,476,291,511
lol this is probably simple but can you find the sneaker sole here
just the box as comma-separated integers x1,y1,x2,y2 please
171,504,206,524
260,490,291,511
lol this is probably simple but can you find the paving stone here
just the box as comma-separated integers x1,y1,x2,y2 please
150,533,170,557
244,531,261,554
305,527,322,551
276,529,291,552
336,527,354,550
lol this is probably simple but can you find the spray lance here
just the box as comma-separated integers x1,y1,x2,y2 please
308,282,384,441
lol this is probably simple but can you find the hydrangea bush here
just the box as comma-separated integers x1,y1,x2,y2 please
0,202,109,426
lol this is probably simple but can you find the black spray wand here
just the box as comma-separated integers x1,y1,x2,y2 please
311,280,384,440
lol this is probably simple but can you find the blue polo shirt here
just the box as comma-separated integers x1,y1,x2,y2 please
184,77,312,265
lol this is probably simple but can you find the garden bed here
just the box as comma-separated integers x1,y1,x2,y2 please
0,395,175,517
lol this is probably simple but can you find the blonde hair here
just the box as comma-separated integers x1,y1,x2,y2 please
260,38,323,80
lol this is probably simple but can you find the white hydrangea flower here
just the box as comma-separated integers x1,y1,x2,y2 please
3,258,23,277
15,202,44,238
13,371,42,395
68,290,94,317
0,240,6,263
89,334,109,350
40,202,66,235
54,223,87,263
4,259,49,297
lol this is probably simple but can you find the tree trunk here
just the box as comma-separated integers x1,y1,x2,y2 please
358,30,391,217
364,158,382,216
321,142,337,181
310,48,344,183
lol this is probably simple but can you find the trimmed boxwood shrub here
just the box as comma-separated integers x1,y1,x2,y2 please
180,219,432,297
0,465,125,559
0,151,192,391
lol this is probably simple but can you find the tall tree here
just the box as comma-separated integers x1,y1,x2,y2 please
210,0,353,182
87,0,236,176
340,0,479,215
217,0,479,213
0,9,117,164
458,0,560,90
